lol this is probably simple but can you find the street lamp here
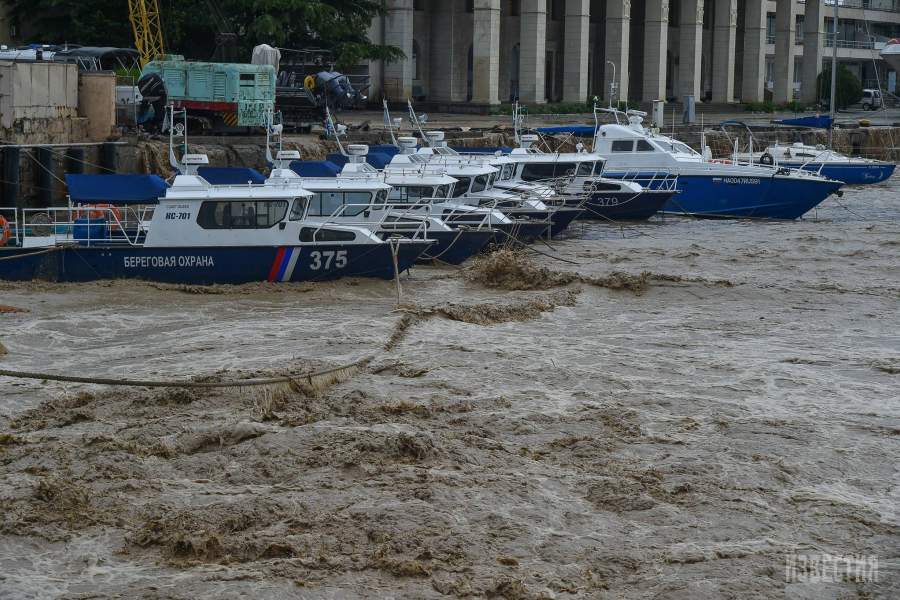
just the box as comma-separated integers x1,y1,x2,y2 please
606,60,617,109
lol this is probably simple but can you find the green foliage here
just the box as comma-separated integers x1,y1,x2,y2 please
744,101,776,113
12,0,403,69
780,100,805,113
816,64,864,110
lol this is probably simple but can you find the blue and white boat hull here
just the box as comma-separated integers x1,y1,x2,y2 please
778,162,895,186
0,243,431,284
603,171,842,220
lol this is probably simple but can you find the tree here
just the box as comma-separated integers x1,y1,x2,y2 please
12,0,403,69
816,64,864,110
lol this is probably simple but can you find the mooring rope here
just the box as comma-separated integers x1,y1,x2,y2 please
0,357,373,390
0,247,61,261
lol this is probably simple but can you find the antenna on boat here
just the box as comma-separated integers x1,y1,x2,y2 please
407,99,429,144
827,0,838,149
382,98,398,146
167,104,188,173
324,105,347,156
264,110,285,166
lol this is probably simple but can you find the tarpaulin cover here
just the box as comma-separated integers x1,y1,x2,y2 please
368,144,401,157
326,152,394,170
290,161,342,178
535,125,596,136
450,146,513,154
65,174,168,205
197,167,266,185
774,115,833,129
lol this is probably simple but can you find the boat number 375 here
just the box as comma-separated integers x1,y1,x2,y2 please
310,250,348,270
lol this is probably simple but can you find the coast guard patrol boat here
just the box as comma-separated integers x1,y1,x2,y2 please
0,153,430,284
594,110,844,219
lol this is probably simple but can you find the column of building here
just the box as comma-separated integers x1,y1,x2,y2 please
472,0,501,105
801,0,826,104
428,2,457,103
383,0,414,101
563,0,590,103
643,0,669,102
604,0,630,105
774,0,799,104
678,0,703,100
519,0,547,103
711,0,738,103
742,0,767,103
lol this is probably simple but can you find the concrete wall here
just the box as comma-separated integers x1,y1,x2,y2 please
0,61,78,129
78,72,116,142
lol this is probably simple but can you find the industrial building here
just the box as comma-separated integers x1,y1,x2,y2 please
367,0,900,108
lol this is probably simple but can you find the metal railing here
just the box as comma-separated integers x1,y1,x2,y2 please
16,205,151,248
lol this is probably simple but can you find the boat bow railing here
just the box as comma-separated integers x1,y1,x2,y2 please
15,205,150,249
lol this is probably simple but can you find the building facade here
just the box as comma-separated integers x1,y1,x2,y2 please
367,0,900,107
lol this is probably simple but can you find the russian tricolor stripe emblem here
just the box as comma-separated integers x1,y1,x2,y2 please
268,247,299,282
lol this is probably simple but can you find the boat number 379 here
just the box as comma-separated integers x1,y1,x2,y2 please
310,250,348,270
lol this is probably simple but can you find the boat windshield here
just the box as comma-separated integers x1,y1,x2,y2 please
433,184,451,198
470,174,490,192
500,164,514,180
656,140,698,156
289,197,309,220
576,162,594,176
451,176,471,197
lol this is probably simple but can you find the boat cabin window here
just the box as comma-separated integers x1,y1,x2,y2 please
289,197,309,221
451,176,471,197
576,162,594,176
658,140,698,155
434,184,451,198
394,186,435,202
299,227,356,242
197,200,288,229
470,174,490,192
611,140,634,152
500,164,515,180
636,140,655,152
590,182,622,191
307,191,372,217
520,162,577,181
373,190,389,205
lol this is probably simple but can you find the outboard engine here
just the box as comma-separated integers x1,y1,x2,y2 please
137,72,168,130
316,71,365,110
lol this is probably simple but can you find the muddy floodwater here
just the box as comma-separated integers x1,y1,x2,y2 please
1,181,898,599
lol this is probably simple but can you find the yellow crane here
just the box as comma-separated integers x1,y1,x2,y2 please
128,0,165,67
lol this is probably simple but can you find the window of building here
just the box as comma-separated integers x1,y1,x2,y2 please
299,227,356,242
466,0,474,13
197,200,288,229
590,0,603,23
636,140,655,152
412,39,421,80
550,0,564,21
766,13,776,44
414,0,424,11
611,140,635,152
511,0,521,17
307,191,372,217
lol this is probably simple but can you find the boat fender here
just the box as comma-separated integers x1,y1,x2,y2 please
0,215,9,247
759,152,774,166
304,75,316,91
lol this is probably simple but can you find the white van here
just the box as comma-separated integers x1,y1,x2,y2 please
861,89,883,110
